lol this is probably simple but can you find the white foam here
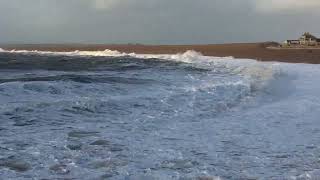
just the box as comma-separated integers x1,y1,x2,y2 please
0,48,130,57
0,48,234,61
0,48,261,73
290,169,320,180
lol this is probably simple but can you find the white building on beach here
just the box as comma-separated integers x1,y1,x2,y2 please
283,32,320,47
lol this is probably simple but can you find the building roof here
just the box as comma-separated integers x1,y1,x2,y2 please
301,32,318,40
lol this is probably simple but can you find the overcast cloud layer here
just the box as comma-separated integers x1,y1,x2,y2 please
0,0,319,44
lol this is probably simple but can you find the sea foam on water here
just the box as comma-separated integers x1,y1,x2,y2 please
0,49,320,179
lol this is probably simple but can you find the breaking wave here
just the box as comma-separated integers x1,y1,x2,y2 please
0,48,287,121
0,48,233,63
0,48,282,92
0,48,129,57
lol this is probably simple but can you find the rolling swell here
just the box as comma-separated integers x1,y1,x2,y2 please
0,53,146,71
0,74,155,84
0,52,207,72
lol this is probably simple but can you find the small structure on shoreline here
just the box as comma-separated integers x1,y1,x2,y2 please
283,32,320,47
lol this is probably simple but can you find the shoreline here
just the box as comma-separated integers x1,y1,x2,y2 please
2,42,320,64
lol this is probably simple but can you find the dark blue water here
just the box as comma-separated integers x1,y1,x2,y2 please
1,51,320,180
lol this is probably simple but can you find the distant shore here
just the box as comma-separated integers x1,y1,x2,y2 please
2,42,320,64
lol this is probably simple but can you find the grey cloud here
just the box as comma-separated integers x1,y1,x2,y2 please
254,0,320,12
0,0,319,44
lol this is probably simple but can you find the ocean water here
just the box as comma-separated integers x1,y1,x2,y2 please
0,49,320,180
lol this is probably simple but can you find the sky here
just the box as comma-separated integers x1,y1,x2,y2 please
0,0,320,44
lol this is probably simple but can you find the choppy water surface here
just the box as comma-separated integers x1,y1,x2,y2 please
0,50,320,180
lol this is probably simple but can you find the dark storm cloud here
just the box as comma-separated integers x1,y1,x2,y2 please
0,0,319,44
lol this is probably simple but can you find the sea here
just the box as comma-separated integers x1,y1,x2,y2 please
0,48,320,180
